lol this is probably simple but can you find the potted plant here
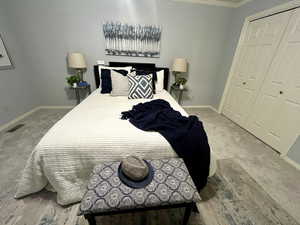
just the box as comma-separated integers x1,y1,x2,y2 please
175,77,187,90
66,75,80,87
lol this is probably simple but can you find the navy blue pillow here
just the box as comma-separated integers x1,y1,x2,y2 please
100,69,112,93
100,69,129,93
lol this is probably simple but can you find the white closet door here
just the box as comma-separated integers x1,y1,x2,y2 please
247,9,300,154
223,12,291,127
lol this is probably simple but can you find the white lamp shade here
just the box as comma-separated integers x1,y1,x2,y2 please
68,53,87,68
172,58,187,72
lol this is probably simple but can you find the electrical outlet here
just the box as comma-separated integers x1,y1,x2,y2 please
96,60,105,65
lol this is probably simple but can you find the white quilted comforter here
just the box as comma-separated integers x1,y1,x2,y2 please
15,89,217,205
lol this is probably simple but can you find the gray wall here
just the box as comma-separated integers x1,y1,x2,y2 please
213,0,293,108
0,0,296,127
1,0,233,109
0,2,41,126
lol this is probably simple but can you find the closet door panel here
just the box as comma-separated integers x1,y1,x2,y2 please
248,9,300,154
280,16,300,153
232,45,258,124
248,91,284,150
223,21,265,124
223,46,248,121
223,12,291,127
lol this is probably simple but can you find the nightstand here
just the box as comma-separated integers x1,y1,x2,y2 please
170,84,187,105
70,84,91,104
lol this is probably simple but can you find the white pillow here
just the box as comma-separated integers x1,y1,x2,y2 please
98,65,132,74
155,70,164,93
97,65,132,90
111,70,129,96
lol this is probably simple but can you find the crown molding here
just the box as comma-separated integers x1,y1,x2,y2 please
173,0,253,8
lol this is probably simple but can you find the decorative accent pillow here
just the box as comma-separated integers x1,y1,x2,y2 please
133,69,157,94
155,70,164,93
98,65,132,75
98,66,132,93
111,70,129,96
100,69,112,93
128,73,153,99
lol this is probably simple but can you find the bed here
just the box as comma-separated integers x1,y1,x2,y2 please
15,62,217,206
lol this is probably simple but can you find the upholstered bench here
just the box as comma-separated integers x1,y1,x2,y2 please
78,158,201,225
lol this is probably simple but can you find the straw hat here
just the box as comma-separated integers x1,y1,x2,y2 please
118,156,154,188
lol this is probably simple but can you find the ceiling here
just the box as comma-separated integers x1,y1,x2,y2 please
173,0,253,8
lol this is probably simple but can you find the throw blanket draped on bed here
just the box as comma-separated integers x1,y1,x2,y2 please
121,99,210,191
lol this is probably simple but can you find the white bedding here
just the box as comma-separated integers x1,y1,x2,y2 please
15,89,217,205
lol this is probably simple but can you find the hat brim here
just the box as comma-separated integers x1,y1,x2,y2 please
118,160,154,189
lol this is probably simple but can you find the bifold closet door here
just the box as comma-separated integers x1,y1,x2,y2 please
223,12,291,127
247,8,300,154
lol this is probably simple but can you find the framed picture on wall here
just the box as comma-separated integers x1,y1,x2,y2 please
0,34,13,70
103,22,162,58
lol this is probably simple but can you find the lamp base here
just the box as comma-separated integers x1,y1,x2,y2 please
173,72,181,86
76,69,84,81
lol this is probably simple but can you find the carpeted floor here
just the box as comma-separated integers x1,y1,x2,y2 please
0,108,299,225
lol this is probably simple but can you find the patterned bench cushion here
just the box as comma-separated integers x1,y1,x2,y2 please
78,158,201,216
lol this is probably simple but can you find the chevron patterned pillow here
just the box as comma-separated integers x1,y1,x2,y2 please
128,73,153,99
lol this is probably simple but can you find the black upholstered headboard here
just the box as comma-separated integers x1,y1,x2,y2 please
93,62,169,90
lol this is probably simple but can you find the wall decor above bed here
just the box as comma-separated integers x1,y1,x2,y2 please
0,34,13,70
102,22,162,58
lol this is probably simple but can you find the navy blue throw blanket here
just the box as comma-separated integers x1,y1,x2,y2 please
121,99,210,191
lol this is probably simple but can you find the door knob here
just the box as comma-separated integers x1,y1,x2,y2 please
242,82,246,85
279,91,283,94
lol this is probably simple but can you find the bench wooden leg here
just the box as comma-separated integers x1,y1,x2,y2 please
84,214,97,225
182,203,193,225
192,202,199,213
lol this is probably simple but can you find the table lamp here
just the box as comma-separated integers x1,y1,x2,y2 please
172,58,187,86
68,53,87,81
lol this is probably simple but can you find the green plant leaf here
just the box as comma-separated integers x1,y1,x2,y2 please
66,75,80,85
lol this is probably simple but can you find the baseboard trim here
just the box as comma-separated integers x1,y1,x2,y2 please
183,105,219,113
39,105,74,109
0,107,40,132
0,105,74,132
283,156,300,171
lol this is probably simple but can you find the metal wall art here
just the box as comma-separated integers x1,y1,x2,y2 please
103,22,162,58
0,34,13,70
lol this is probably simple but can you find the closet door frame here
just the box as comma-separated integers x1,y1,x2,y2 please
219,0,300,114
